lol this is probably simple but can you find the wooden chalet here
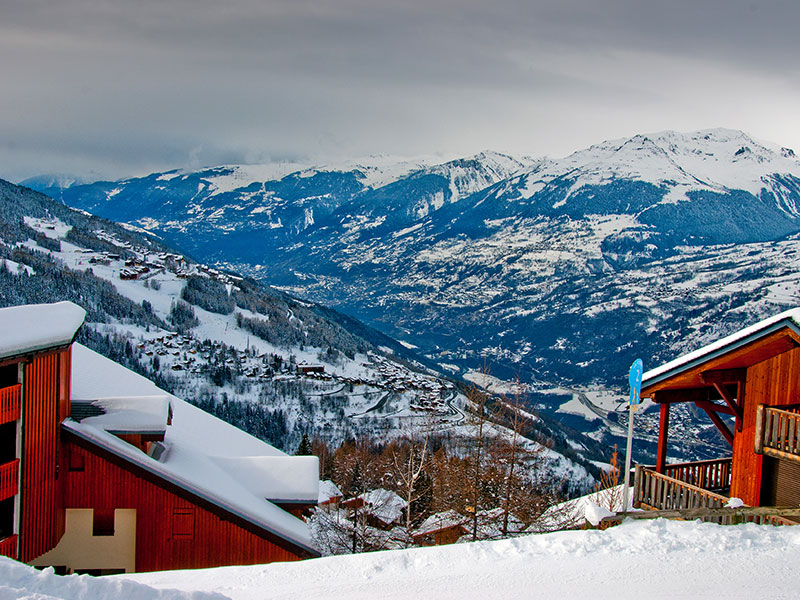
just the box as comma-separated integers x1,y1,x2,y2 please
0,302,320,574
411,510,469,546
633,308,800,524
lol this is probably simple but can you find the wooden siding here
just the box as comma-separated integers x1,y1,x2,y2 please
0,534,17,559
732,347,800,505
0,383,21,425
0,459,20,502
63,437,308,572
19,350,69,562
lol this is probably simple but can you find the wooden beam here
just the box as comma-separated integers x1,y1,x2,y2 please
652,387,721,405
701,368,746,385
656,402,669,473
711,382,743,421
698,403,734,446
695,400,737,416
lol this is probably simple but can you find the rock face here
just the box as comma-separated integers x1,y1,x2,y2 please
51,129,800,394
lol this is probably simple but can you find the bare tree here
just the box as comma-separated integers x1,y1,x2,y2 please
384,418,431,530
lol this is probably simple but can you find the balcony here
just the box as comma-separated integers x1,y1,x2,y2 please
0,459,19,502
633,458,793,526
0,534,16,559
0,384,21,425
755,405,800,460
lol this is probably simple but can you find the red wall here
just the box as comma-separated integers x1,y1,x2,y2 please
19,349,70,562
64,437,306,572
731,347,800,505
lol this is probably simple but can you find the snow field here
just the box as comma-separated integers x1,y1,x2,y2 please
125,519,800,600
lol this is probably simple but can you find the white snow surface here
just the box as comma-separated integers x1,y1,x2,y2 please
0,558,226,600
0,301,85,360
642,306,800,385
124,519,800,599
68,343,317,551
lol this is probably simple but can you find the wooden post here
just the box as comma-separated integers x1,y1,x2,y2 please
656,401,669,473
754,404,765,454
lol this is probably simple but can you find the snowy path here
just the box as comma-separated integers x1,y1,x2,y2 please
124,519,800,600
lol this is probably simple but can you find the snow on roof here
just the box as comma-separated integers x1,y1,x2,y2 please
78,396,171,434
413,510,468,537
318,480,342,504
642,307,800,387
210,456,319,503
69,343,318,554
359,489,407,525
0,301,85,361
536,485,627,532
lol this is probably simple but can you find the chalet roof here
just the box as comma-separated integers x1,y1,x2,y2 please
358,489,407,525
318,480,342,504
0,301,85,361
642,308,800,391
413,510,468,537
67,343,319,556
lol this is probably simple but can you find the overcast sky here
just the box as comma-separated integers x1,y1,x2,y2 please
2,0,799,182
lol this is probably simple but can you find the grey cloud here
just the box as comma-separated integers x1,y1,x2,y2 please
1,0,799,181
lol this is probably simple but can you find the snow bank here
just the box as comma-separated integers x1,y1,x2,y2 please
125,519,800,600
0,557,225,600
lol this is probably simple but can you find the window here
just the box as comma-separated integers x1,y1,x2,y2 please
0,364,17,389
172,508,194,539
0,422,15,464
0,497,14,538
92,509,115,536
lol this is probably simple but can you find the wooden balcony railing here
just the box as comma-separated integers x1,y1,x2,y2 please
756,405,800,460
662,458,732,492
0,459,20,502
0,535,17,559
0,383,21,424
634,464,795,526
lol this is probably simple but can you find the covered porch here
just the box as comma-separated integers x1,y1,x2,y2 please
631,311,800,524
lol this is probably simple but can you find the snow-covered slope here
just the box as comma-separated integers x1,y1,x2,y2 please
120,519,800,599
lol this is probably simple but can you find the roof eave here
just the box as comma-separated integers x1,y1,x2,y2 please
642,318,800,392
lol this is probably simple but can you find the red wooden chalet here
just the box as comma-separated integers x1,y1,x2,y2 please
0,302,320,574
633,308,800,524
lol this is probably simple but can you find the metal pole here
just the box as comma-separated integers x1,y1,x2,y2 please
622,358,643,513
622,404,634,512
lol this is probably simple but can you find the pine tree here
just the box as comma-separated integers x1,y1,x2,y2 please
296,433,313,456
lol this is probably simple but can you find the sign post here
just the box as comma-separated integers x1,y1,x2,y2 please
622,358,643,514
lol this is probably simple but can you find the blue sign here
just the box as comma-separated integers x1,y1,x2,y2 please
628,358,643,407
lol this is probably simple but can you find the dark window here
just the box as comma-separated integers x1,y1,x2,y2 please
92,509,115,536
0,497,13,539
172,508,194,539
0,364,17,389
74,568,125,576
0,422,15,464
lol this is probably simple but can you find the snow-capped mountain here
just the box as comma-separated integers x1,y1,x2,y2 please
0,177,599,489
46,128,800,459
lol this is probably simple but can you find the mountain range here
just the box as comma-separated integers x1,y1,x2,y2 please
21,127,800,463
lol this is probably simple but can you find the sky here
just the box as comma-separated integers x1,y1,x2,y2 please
2,0,800,182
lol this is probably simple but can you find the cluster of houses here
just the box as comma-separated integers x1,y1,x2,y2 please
314,482,527,553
